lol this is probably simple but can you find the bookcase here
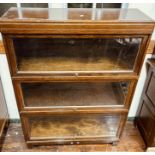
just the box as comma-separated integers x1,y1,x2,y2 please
0,7,154,147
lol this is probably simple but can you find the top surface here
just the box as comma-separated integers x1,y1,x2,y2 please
0,7,153,23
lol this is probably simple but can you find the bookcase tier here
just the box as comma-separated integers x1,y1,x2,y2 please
21,82,128,108
27,114,120,140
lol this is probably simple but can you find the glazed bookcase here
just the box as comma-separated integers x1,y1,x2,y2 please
0,8,154,147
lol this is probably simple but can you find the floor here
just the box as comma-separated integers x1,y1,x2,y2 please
0,121,145,152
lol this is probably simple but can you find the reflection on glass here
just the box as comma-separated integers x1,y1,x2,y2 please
21,82,129,107
21,3,48,8
68,3,93,8
13,37,142,72
0,3,16,16
29,115,120,139
96,3,121,8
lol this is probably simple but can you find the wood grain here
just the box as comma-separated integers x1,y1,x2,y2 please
0,41,5,54
147,40,155,54
0,8,154,35
18,57,132,72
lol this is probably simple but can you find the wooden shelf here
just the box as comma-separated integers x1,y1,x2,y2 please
29,115,120,139
18,57,132,72
22,82,127,108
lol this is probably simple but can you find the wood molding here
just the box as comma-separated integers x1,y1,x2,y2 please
0,41,5,54
147,40,155,54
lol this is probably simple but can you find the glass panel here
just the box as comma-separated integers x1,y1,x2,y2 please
96,3,121,8
68,3,92,8
21,3,48,8
67,3,121,8
13,37,142,72
0,3,16,16
28,115,120,139
21,81,129,107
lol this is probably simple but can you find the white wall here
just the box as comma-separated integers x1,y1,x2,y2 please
128,3,155,19
128,3,155,117
128,3,155,40
129,54,155,117
0,55,19,119
0,33,2,40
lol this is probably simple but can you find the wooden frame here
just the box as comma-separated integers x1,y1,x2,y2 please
12,79,136,112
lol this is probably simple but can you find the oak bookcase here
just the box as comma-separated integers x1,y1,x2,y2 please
0,8,154,147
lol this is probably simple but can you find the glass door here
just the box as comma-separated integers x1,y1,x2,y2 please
11,35,143,74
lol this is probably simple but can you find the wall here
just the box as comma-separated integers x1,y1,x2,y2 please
129,54,155,117
128,3,155,39
0,55,19,119
128,3,155,117
128,3,155,19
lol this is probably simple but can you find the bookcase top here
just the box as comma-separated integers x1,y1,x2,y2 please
0,7,153,23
